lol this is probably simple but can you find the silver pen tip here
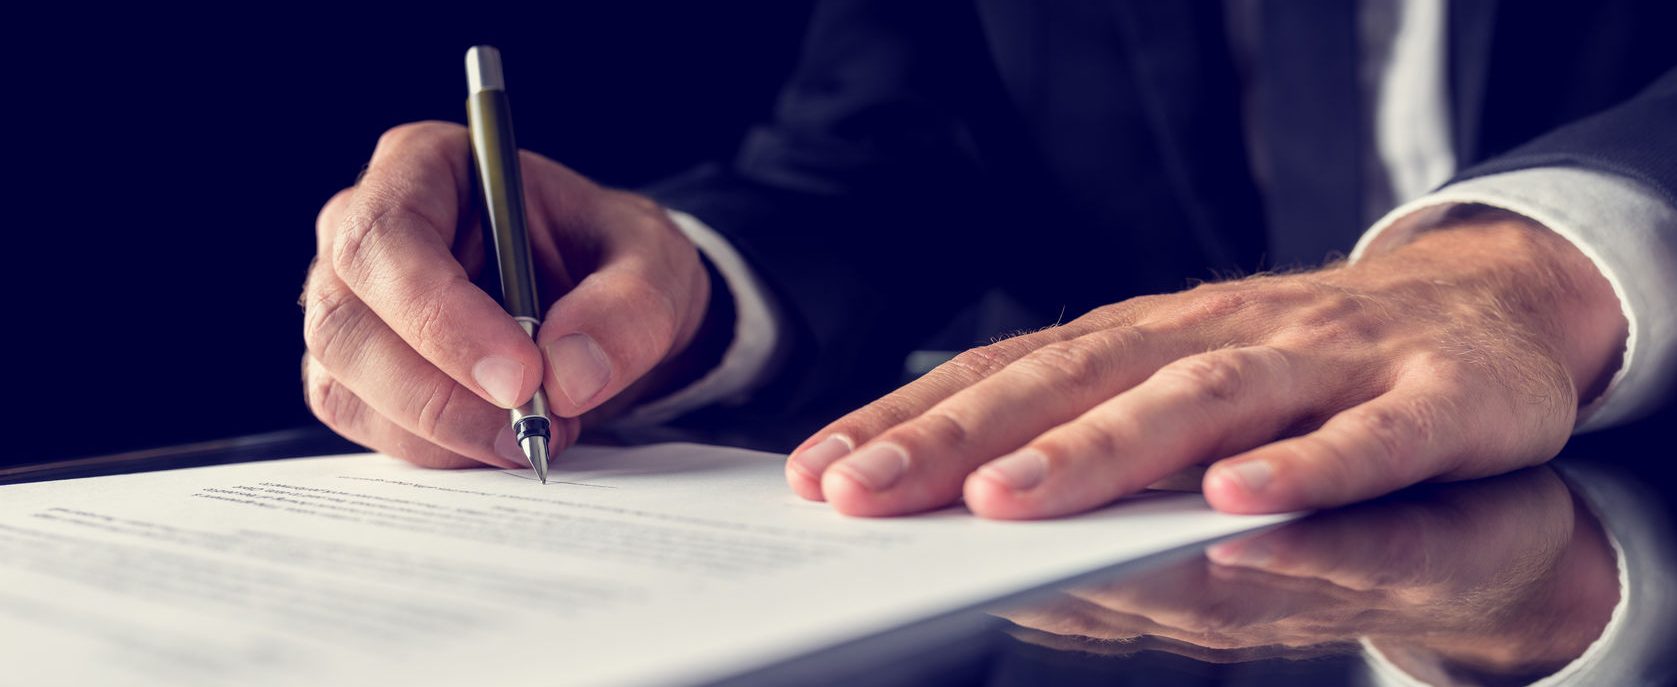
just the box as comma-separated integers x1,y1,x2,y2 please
521,434,550,484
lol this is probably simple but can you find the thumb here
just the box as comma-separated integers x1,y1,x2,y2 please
537,205,708,417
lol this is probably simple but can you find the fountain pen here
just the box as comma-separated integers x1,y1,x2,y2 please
465,46,553,483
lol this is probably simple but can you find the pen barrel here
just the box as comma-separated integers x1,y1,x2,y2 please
510,317,551,434
467,89,541,320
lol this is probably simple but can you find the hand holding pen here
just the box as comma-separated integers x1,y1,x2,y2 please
299,48,719,472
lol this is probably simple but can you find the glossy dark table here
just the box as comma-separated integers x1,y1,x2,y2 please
4,426,1672,686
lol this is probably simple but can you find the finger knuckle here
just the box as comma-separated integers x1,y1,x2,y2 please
1172,281,1325,330
1086,325,1148,355
315,188,356,238
943,343,1019,380
1036,421,1121,468
1079,301,1142,328
305,371,362,434
1299,288,1365,322
1185,287,1256,321
331,202,410,286
1031,422,1140,491
1017,336,1112,383
377,121,463,151
1265,279,1329,304
1155,353,1251,404
901,410,973,450
413,380,468,441
1400,351,1471,386
401,277,462,350
838,393,926,435
302,279,365,365
1344,403,1430,472
1275,300,1382,347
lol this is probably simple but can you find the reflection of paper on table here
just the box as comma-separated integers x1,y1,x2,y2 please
0,443,1293,686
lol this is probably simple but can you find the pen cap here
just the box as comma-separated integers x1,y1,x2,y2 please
466,45,504,94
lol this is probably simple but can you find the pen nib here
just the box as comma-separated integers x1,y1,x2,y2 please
521,435,550,484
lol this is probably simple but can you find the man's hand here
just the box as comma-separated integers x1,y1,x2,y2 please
787,209,1628,517
302,122,711,469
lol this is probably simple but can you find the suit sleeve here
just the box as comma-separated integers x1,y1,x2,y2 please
1453,67,1677,203
644,0,1010,420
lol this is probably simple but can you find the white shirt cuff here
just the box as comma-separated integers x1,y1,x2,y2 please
612,209,783,427
1349,167,1677,431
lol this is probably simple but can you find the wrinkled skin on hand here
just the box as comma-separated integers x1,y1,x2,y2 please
788,209,1626,517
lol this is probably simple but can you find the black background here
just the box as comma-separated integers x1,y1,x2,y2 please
5,3,813,465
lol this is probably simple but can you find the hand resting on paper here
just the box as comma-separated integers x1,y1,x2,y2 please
787,210,1627,518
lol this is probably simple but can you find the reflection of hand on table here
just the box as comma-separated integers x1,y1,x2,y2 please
998,467,1620,681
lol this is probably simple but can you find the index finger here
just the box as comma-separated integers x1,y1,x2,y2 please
329,121,542,409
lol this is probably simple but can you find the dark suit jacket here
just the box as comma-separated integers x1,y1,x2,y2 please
649,0,1677,421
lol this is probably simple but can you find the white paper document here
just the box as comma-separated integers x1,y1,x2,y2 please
0,443,1293,686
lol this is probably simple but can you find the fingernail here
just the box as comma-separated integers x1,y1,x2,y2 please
836,443,908,492
1219,460,1273,494
473,356,527,408
1208,538,1272,567
493,426,528,469
789,435,853,480
980,450,1048,491
546,333,611,406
